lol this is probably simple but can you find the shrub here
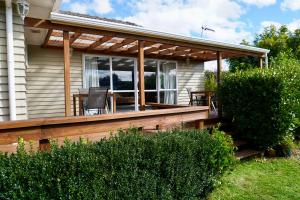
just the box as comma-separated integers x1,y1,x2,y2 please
219,65,297,148
205,71,217,91
0,129,235,200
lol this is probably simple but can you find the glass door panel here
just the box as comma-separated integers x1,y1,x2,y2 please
84,56,110,89
115,92,136,112
160,61,176,89
112,58,135,90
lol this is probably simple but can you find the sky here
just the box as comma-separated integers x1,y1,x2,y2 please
60,0,300,71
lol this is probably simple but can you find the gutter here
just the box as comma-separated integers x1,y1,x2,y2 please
5,0,17,120
50,12,270,55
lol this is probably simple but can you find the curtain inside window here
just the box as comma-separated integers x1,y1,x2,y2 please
160,62,176,104
85,57,100,88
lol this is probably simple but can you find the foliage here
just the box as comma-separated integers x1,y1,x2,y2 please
227,40,259,72
228,25,300,71
0,129,235,200
205,71,217,91
219,68,295,148
209,158,300,200
270,51,300,122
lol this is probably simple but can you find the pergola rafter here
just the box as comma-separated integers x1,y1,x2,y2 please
87,36,113,50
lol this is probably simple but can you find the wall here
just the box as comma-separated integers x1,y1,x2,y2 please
177,61,205,105
0,2,27,121
26,45,82,119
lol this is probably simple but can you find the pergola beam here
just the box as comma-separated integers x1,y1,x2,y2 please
42,29,53,48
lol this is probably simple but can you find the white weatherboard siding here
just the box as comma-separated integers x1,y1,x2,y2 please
177,61,205,105
0,3,27,121
26,45,82,119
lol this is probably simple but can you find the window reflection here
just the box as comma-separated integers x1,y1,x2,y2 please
112,58,135,90
85,56,110,89
144,60,157,90
115,92,135,112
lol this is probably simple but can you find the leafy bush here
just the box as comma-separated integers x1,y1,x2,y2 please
219,67,297,148
0,129,235,200
205,71,217,91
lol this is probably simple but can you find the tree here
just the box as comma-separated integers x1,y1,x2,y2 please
228,25,300,72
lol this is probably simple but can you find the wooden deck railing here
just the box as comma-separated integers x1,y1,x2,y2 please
0,106,209,153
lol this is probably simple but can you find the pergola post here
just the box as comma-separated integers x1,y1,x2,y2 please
63,31,71,116
259,57,263,69
138,40,145,111
217,51,222,118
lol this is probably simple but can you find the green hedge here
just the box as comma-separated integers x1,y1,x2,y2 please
219,68,295,148
0,129,234,200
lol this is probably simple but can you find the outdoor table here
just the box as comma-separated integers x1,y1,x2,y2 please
73,92,117,116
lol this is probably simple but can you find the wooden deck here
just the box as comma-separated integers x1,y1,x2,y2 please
0,106,209,153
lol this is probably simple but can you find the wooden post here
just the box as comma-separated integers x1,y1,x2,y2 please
217,51,222,118
138,40,145,111
259,57,263,69
63,31,71,116
195,120,204,129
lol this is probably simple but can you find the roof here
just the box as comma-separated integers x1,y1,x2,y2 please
58,11,141,27
49,11,269,56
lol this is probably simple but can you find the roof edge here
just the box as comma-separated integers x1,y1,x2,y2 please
50,12,270,55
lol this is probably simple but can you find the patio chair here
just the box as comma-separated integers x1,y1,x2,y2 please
84,87,108,115
186,88,206,106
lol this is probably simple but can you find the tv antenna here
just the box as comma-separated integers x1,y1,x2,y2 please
201,25,215,38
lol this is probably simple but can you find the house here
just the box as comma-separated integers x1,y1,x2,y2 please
0,0,270,152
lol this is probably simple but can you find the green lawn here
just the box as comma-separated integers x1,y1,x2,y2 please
209,157,300,200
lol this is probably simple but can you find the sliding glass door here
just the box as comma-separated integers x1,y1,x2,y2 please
112,57,137,112
159,61,177,104
84,55,177,112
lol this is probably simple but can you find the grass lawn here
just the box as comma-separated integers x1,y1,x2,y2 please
209,156,300,200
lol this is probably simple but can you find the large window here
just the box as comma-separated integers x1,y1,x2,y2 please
84,55,177,112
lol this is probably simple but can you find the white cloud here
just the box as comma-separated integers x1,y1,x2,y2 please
239,0,276,8
281,0,300,11
69,2,89,14
64,0,113,15
123,0,252,44
260,19,300,32
205,61,229,72
92,0,113,14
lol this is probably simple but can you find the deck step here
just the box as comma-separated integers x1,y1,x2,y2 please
234,140,248,148
235,149,262,160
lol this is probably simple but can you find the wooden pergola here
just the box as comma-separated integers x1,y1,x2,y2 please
25,17,267,118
